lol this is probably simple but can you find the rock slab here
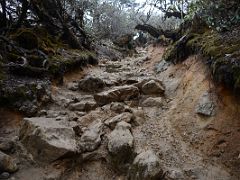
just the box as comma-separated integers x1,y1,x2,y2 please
195,91,216,116
19,118,77,163
141,80,165,95
105,112,133,129
94,85,139,106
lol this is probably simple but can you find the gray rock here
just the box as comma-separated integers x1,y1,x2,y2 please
108,122,134,168
94,85,139,106
78,76,105,92
0,172,10,179
76,112,87,117
67,82,79,91
69,99,97,112
131,108,146,125
155,60,170,73
141,80,165,95
79,120,103,152
0,138,14,152
128,150,163,180
105,112,133,129
0,151,18,173
19,118,77,163
105,63,122,73
19,101,38,116
141,97,164,107
165,169,184,180
195,91,216,116
45,110,60,118
110,102,126,113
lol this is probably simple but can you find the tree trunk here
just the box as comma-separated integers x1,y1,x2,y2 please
135,24,163,38
15,0,29,29
135,24,181,41
0,0,7,28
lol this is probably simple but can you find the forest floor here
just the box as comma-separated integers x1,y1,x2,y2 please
0,45,240,180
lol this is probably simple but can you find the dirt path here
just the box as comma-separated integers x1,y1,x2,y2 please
1,45,239,180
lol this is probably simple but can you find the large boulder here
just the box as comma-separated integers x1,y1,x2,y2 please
108,122,134,169
19,118,77,163
94,85,139,106
79,120,104,152
128,150,163,180
105,112,133,130
0,151,18,173
78,76,105,92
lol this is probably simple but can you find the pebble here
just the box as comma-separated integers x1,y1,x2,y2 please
0,172,10,179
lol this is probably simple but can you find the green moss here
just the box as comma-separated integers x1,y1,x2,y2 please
163,34,194,63
198,30,240,89
48,50,97,77
162,21,240,90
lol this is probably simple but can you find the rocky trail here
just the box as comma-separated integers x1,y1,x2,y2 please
0,45,240,180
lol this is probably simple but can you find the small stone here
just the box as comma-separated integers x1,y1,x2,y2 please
131,108,146,125
165,169,184,179
39,110,47,116
76,112,86,117
105,112,133,129
0,172,10,179
69,100,97,112
78,76,105,92
110,102,126,113
141,97,163,107
55,116,62,121
59,111,67,115
141,80,165,95
0,151,18,173
155,60,170,73
67,82,78,91
195,91,216,116
0,139,14,152
73,125,83,137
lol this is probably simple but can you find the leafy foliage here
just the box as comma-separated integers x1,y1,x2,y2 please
187,0,240,31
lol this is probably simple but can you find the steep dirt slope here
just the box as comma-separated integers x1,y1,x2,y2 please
150,45,240,178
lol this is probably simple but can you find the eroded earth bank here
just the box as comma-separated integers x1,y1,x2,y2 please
0,45,240,180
